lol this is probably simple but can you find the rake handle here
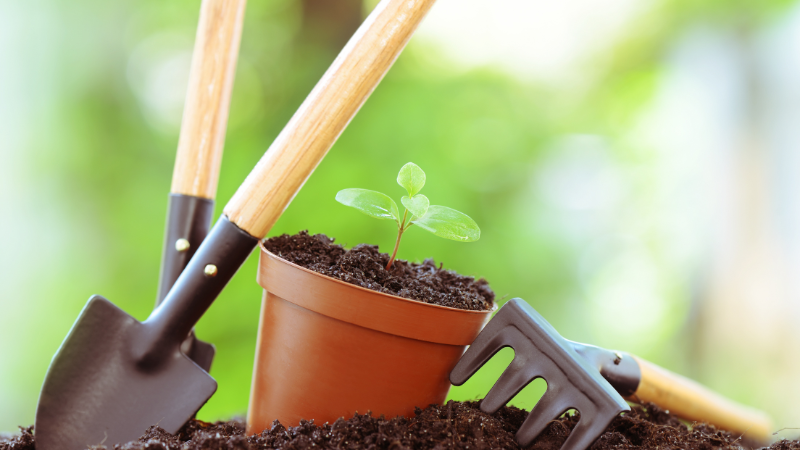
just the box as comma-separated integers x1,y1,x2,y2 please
222,0,437,238
171,0,247,199
629,355,773,443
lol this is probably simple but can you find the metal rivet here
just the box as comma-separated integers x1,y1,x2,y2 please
204,264,218,277
175,238,190,252
613,352,624,365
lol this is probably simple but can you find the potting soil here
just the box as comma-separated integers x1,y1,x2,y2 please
263,231,494,311
2,400,795,450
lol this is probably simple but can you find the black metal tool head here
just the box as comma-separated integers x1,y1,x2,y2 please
450,298,630,450
35,216,258,450
35,296,217,449
179,331,216,374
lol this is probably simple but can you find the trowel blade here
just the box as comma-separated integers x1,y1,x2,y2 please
34,295,216,450
182,333,216,374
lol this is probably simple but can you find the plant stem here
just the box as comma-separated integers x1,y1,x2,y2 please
386,210,408,270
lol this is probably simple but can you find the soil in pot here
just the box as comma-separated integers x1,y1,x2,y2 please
262,231,494,311
3,401,796,450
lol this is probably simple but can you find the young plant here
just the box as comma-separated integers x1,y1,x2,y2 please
335,162,480,270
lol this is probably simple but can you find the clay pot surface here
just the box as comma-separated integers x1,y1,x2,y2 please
246,243,495,434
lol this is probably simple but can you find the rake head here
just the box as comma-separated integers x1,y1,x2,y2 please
450,298,629,450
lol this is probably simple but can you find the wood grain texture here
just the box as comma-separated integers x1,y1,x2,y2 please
223,0,436,237
171,0,247,199
630,356,773,443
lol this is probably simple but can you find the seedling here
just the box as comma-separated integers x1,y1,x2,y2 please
336,162,480,270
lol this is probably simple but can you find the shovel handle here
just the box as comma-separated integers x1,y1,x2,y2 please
171,0,247,199
222,0,437,238
143,0,437,358
628,355,773,443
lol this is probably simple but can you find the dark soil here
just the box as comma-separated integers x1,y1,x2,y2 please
2,401,796,450
263,231,494,311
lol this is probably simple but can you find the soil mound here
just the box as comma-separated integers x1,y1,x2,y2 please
2,401,794,450
263,231,494,311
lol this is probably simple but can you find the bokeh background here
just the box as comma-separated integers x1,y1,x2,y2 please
3,0,800,438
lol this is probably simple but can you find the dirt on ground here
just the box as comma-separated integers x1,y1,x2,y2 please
2,401,796,450
263,231,494,311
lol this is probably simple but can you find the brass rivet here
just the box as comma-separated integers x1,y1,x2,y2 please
175,238,190,252
204,264,218,277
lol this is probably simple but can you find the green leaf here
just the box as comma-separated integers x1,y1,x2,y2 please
411,206,480,242
401,194,429,218
335,188,399,222
397,162,426,197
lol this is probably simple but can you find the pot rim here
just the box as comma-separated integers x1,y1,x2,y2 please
257,241,496,345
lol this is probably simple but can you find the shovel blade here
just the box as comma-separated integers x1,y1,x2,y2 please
35,295,217,450
182,334,216,374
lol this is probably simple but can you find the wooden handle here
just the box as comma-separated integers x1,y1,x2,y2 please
171,0,247,199
223,0,436,237
630,356,773,443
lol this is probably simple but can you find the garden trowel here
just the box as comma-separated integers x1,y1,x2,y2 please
34,0,438,448
154,0,248,373
451,298,774,450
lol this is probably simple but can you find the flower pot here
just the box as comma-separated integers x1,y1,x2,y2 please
246,243,495,434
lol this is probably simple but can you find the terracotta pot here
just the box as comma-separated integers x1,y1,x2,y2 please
246,243,495,434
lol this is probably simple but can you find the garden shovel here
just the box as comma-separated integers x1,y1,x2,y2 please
34,0,438,448
154,0,247,373
451,298,774,450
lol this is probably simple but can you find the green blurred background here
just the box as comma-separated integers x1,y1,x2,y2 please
3,0,800,436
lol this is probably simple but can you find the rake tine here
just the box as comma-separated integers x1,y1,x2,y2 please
480,353,540,413
559,409,619,450
450,308,522,385
515,386,573,446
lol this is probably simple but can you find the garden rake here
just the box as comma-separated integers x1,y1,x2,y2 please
451,298,774,450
